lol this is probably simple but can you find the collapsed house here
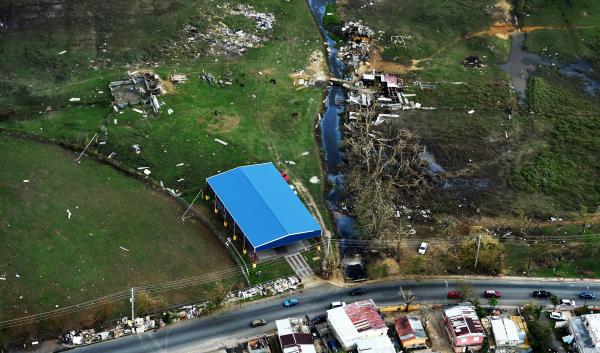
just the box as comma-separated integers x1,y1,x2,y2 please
109,71,165,115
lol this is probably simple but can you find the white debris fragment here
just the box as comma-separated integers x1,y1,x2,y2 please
258,71,263,76
177,178,185,182
467,109,475,114
67,209,72,219
120,246,130,252
176,163,185,167
301,151,309,156
15,274,20,278
136,167,149,170
309,176,320,184
113,118,118,125
143,169,151,176
69,98,81,102
285,160,296,165
167,108,174,115
132,108,144,114
58,50,67,55
214,138,228,146
23,179,30,183
113,106,119,113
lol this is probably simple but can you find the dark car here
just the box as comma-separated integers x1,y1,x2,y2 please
349,288,368,296
447,291,462,299
533,290,552,299
580,291,597,300
311,313,328,324
484,290,502,298
250,319,267,327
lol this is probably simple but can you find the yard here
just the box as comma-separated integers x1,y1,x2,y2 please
0,135,242,336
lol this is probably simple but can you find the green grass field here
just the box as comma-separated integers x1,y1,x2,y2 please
0,0,326,207
0,135,240,323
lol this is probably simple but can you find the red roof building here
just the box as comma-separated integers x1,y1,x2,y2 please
443,304,486,352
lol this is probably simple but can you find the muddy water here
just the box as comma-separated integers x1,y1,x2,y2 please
560,60,600,96
307,0,364,265
500,31,541,104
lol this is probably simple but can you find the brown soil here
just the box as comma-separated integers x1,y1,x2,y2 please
207,114,240,133
359,47,423,74
290,50,328,85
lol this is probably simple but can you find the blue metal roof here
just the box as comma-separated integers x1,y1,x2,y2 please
206,163,321,251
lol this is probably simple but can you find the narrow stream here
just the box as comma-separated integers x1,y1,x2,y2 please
307,0,363,271
500,31,541,104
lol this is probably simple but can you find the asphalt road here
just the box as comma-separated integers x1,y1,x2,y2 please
67,278,600,353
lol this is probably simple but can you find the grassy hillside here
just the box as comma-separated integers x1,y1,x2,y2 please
0,0,327,208
0,135,238,322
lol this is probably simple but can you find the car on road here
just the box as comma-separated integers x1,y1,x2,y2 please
418,242,428,255
549,312,566,321
330,301,346,309
283,298,299,307
560,298,576,306
447,291,462,299
484,290,502,298
349,288,368,296
250,319,267,327
580,291,597,300
532,290,552,299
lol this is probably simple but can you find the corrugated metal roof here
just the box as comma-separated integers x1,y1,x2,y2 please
444,304,485,337
207,163,321,251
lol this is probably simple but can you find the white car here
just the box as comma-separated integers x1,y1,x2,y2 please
561,298,576,306
550,312,565,321
330,301,346,309
418,242,428,255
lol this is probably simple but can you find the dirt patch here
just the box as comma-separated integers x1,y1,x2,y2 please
426,310,454,353
359,46,423,74
290,50,328,85
207,114,241,133
472,22,600,40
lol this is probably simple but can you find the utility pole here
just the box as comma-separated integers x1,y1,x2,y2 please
444,281,448,306
75,133,98,163
181,190,203,221
474,234,482,269
130,288,135,322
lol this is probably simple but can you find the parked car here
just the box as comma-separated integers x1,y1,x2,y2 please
283,298,299,307
447,291,462,299
418,242,428,255
280,171,290,181
560,298,576,306
549,312,565,321
484,290,502,298
311,313,328,325
580,291,597,300
532,290,552,299
330,301,346,309
250,319,267,327
349,288,368,296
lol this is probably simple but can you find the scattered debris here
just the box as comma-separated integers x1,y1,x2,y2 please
468,109,475,114
132,108,144,114
58,50,67,55
463,55,485,68
23,179,29,183
67,209,72,219
119,246,130,252
167,108,174,115
109,70,165,109
69,98,81,102
309,176,320,184
214,138,228,146
176,163,185,167
132,144,141,155
285,160,296,165
301,151,310,156
170,74,189,84
143,169,151,176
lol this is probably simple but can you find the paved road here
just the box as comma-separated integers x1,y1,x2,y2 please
68,278,600,353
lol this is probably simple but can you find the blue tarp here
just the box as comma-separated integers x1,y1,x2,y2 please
206,162,321,251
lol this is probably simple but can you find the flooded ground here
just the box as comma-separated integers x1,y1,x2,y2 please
500,31,541,104
560,60,600,96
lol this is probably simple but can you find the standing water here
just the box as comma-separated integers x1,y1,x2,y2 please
306,0,363,263
500,31,541,104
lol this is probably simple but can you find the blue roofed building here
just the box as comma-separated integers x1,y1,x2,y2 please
206,162,321,261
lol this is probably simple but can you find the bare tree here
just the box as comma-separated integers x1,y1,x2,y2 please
418,306,431,330
400,286,416,312
458,281,475,301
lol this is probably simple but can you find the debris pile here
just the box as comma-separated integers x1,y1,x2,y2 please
230,4,276,30
237,276,301,299
109,70,165,114
196,23,265,57
338,21,375,67
463,55,485,68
